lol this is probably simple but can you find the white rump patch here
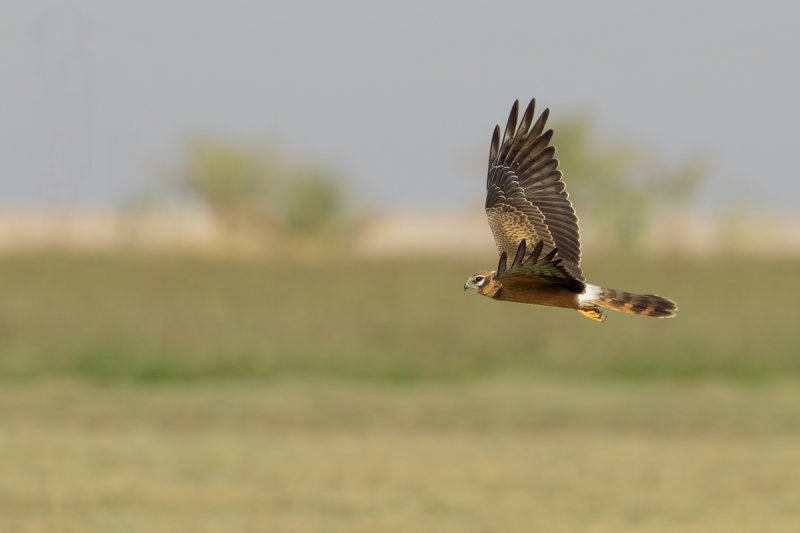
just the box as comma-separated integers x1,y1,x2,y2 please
578,284,602,305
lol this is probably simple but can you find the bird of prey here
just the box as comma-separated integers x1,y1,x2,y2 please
464,99,677,322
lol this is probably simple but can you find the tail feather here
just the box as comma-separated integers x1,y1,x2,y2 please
582,286,677,319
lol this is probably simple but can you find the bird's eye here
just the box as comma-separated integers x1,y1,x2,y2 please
474,276,484,283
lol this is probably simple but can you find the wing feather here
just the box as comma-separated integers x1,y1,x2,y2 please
488,126,500,173
485,99,583,281
497,240,585,293
506,100,536,164
497,100,519,163
529,108,549,138
496,251,508,276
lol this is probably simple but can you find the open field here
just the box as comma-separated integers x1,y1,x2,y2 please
2,380,800,532
0,252,797,382
1,252,798,530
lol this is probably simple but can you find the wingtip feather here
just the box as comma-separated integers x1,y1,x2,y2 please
512,239,526,268
530,108,550,137
530,240,544,261
503,101,519,146
497,251,508,276
488,125,501,169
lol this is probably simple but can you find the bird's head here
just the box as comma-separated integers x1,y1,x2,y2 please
464,270,500,297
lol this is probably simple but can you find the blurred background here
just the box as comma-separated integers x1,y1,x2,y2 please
1,1,799,531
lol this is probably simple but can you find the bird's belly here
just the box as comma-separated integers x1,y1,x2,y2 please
494,283,580,309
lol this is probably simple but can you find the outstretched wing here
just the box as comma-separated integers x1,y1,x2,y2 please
496,240,585,293
486,99,583,281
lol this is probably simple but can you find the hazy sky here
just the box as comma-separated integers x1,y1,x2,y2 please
1,1,798,213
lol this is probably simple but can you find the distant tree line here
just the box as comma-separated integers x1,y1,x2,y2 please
170,114,705,255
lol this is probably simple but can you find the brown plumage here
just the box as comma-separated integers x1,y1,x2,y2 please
464,99,677,322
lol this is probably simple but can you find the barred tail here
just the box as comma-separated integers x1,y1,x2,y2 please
579,285,677,320
596,287,677,318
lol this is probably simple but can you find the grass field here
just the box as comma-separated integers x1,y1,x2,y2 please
0,252,797,382
1,252,799,531
2,380,800,532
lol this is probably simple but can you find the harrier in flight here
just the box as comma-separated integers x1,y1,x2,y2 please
464,99,677,322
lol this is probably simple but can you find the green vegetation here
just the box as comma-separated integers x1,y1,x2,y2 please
1,252,799,531
0,253,797,384
170,140,346,250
